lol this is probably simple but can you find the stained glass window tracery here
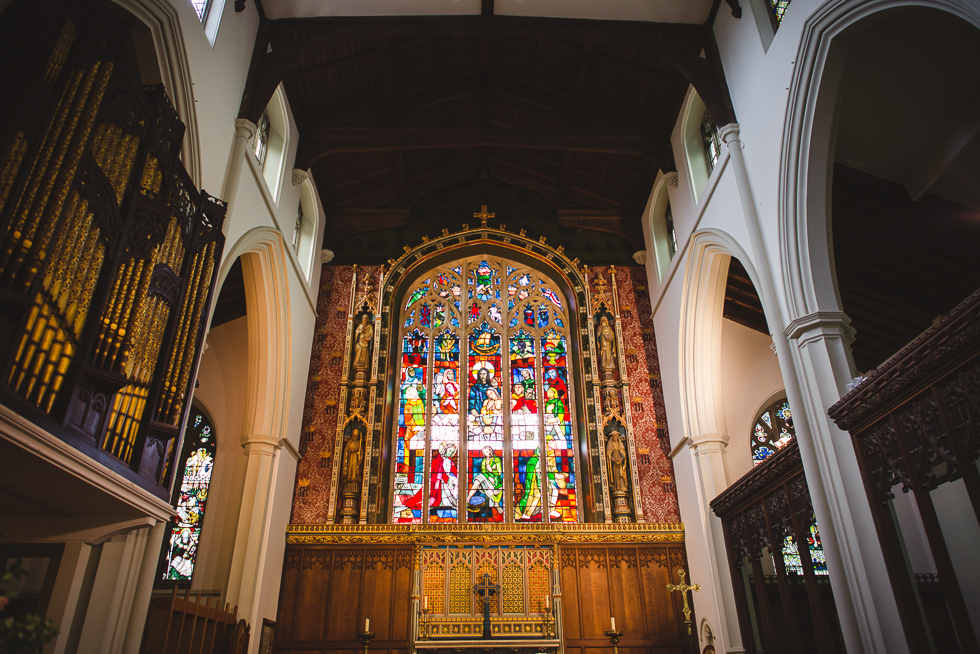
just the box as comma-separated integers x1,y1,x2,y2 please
751,397,796,466
391,255,579,524
159,409,216,584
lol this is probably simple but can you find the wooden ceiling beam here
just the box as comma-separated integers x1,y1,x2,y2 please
296,127,662,169
244,16,735,130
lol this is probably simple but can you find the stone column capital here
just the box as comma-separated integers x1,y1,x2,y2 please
784,310,856,344
235,118,257,141
718,123,741,145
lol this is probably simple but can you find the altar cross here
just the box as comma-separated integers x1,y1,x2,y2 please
474,204,495,227
666,568,700,635
473,572,500,639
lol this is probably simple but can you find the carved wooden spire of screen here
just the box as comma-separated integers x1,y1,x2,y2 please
391,255,578,524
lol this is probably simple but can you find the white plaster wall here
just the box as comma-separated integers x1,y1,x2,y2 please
719,318,783,481
192,316,250,594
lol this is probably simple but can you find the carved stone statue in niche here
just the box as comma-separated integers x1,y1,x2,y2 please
603,386,621,414
350,387,367,413
353,315,374,372
598,316,616,372
606,429,629,493
341,426,364,491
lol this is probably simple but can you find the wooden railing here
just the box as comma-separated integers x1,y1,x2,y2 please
0,0,225,501
140,588,249,654
710,441,846,654
829,288,980,653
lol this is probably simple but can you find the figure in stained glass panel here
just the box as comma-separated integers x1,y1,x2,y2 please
162,412,215,582
429,330,460,522
542,330,576,522
466,321,504,522
392,330,428,523
511,329,541,522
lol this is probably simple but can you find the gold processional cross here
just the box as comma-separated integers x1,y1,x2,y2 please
666,568,700,635
474,204,495,227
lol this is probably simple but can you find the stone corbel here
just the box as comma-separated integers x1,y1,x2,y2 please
292,168,309,186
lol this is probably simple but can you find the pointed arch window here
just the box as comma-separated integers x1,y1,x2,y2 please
158,409,216,585
391,256,579,525
700,112,722,176
751,397,795,466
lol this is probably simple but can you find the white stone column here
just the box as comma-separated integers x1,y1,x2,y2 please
121,520,167,654
75,527,152,654
224,433,281,627
46,541,93,654
784,312,909,654
687,433,744,654
720,123,901,653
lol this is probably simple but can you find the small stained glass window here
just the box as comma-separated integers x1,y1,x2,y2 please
751,398,795,466
292,200,303,252
700,111,721,176
769,0,791,28
159,409,216,584
781,522,829,576
191,0,211,23
254,110,271,170
664,201,677,260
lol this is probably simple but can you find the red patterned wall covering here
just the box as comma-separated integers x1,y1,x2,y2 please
289,264,678,524
600,266,680,522
290,265,381,524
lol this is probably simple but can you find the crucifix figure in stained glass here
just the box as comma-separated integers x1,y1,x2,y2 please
473,572,500,639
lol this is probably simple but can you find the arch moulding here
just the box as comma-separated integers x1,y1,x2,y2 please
111,0,202,187
778,0,980,321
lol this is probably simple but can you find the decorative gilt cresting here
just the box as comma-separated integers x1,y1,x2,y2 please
0,0,225,500
665,568,699,635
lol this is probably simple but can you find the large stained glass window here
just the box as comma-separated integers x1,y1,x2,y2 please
751,397,795,466
781,522,829,576
160,409,216,584
391,256,579,524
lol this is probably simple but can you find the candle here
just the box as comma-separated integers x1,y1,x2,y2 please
423,596,428,609
365,618,370,632
610,617,616,631
545,595,550,609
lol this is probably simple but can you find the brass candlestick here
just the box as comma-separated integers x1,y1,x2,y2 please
541,603,555,639
604,629,623,654
418,607,431,640
357,631,375,654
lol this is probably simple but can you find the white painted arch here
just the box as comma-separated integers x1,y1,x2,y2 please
777,0,980,321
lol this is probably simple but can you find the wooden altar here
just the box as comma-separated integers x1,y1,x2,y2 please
273,524,694,654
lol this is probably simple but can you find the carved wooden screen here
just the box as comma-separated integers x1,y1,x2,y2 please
390,255,579,524
0,0,225,499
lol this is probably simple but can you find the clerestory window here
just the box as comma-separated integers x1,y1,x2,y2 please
391,256,579,525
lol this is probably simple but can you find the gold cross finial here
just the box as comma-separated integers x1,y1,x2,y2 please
666,569,700,634
474,204,494,227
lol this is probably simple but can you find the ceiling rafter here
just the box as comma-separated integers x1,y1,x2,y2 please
243,16,735,128
295,127,664,169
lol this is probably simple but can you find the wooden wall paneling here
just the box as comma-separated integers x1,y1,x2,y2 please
363,550,396,641
296,549,335,642
607,548,643,639
389,552,413,643
559,547,583,641
638,547,674,637
577,548,612,640
276,548,303,643
327,550,365,641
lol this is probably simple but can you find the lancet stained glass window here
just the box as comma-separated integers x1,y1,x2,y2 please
751,398,796,466
160,410,216,583
701,111,722,176
769,0,791,26
391,256,579,524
